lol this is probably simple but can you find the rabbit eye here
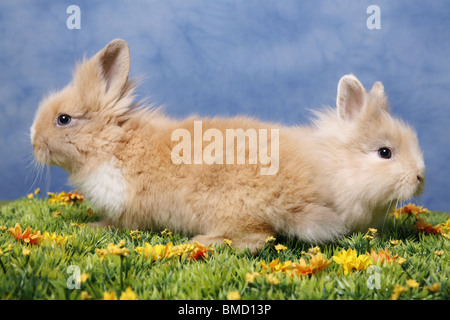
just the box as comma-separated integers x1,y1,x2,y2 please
57,114,72,126
378,147,392,159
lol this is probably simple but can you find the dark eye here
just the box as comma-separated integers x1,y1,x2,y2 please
378,147,392,159
57,114,72,126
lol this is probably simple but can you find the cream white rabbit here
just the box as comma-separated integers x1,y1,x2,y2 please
31,39,425,252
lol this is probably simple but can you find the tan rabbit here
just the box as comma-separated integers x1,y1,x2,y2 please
31,39,425,252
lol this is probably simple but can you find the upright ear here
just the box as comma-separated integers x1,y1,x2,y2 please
369,81,389,112
336,74,367,121
95,39,130,97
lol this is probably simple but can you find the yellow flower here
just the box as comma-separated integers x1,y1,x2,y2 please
332,249,357,275
80,291,92,300
396,257,407,265
434,250,444,256
308,246,321,255
79,273,90,283
223,239,232,247
107,242,130,257
260,258,293,273
43,231,69,245
119,287,138,300
135,241,213,261
95,248,108,262
260,252,331,278
352,254,372,271
363,235,374,240
52,210,62,218
227,291,241,300
102,290,117,300
48,190,84,205
130,230,141,241
406,279,419,289
424,283,440,293
161,229,172,237
391,284,408,300
265,274,281,285
265,236,276,243
389,240,402,247
22,248,31,256
27,193,34,199
34,188,40,195
274,244,287,253
443,218,450,233
368,228,377,234
332,249,372,275
135,242,171,260
245,272,260,283
0,226,6,231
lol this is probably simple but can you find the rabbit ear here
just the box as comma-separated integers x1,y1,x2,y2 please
336,74,367,121
96,39,130,96
371,81,384,95
369,81,389,112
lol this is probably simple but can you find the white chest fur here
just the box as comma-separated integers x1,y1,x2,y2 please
74,161,127,222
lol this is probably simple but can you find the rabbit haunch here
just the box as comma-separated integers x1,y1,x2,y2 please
31,39,425,252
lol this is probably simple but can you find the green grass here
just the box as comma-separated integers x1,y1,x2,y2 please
0,196,448,300
0,200,12,207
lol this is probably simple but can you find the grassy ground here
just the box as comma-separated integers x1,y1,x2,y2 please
0,195,448,300
0,200,12,207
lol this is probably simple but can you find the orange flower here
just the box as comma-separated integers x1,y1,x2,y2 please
308,252,332,272
370,248,398,265
188,242,214,260
21,226,43,245
414,217,442,235
8,223,43,245
290,252,331,277
290,258,313,276
392,203,429,219
8,223,22,241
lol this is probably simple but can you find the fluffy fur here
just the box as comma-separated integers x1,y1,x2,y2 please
31,39,425,252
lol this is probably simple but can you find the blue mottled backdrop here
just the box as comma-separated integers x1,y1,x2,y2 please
0,1,449,210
